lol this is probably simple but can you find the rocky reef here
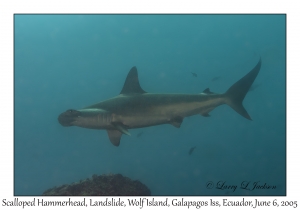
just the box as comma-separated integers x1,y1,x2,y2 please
43,173,151,196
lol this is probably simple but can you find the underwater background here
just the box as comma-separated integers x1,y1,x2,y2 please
14,14,286,196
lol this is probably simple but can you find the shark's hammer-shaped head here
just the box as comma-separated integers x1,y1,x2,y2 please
58,108,113,129
58,109,81,127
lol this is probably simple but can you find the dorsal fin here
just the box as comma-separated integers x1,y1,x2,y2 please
203,88,214,94
120,66,146,95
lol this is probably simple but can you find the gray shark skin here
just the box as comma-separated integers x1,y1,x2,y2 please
58,58,261,146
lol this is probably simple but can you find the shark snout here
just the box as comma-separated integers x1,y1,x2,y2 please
58,109,80,127
58,113,73,126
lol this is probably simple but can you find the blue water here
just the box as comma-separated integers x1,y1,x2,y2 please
14,14,286,196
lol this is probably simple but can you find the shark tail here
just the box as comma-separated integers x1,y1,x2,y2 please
224,58,261,120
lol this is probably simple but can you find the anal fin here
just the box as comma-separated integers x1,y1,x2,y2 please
201,113,210,117
170,116,183,128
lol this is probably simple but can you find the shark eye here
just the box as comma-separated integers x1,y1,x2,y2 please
66,109,80,116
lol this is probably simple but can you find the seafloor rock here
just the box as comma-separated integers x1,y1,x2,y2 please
42,173,151,196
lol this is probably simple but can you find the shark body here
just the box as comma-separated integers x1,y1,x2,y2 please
58,58,261,146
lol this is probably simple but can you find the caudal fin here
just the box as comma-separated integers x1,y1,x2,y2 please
225,58,261,120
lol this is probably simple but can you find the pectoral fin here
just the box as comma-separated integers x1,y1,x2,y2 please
107,129,122,146
111,122,131,136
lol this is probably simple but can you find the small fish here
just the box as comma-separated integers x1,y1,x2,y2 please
191,72,197,77
136,131,143,137
211,76,222,82
189,146,196,155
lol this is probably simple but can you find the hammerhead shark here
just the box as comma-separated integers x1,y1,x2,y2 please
58,58,261,146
